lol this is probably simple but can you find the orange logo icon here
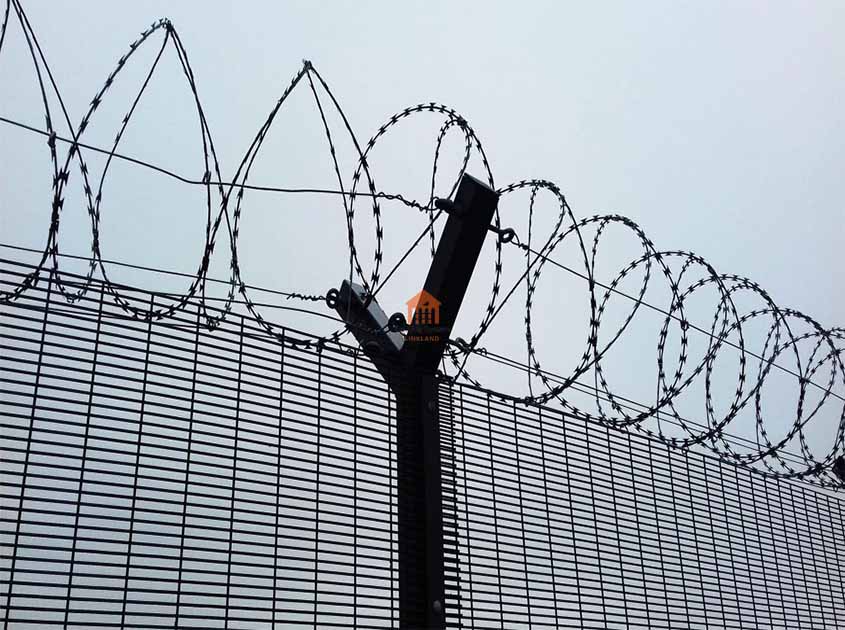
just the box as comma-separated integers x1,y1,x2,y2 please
406,290,441,326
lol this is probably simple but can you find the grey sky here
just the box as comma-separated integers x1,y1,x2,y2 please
2,1,843,472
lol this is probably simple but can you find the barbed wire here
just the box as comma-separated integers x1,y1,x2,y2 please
1,0,842,488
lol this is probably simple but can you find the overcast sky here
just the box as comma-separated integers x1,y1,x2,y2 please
2,0,843,470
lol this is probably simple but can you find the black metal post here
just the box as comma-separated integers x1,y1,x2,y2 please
393,368,443,629
334,173,498,629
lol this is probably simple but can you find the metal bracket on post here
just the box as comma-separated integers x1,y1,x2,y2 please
333,173,498,629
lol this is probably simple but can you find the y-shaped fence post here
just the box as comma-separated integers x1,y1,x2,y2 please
333,173,498,629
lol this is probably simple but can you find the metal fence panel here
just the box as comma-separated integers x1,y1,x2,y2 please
2,256,843,629
0,259,399,629
439,383,845,629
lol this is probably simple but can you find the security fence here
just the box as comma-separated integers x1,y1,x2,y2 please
439,382,844,628
1,256,843,629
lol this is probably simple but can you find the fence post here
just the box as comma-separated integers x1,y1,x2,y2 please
394,369,444,629
334,173,498,629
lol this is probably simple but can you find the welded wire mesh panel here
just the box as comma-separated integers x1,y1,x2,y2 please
3,254,845,630
0,259,399,629
439,383,845,630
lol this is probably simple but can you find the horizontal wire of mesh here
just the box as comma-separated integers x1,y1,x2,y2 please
439,381,845,629
0,258,399,629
